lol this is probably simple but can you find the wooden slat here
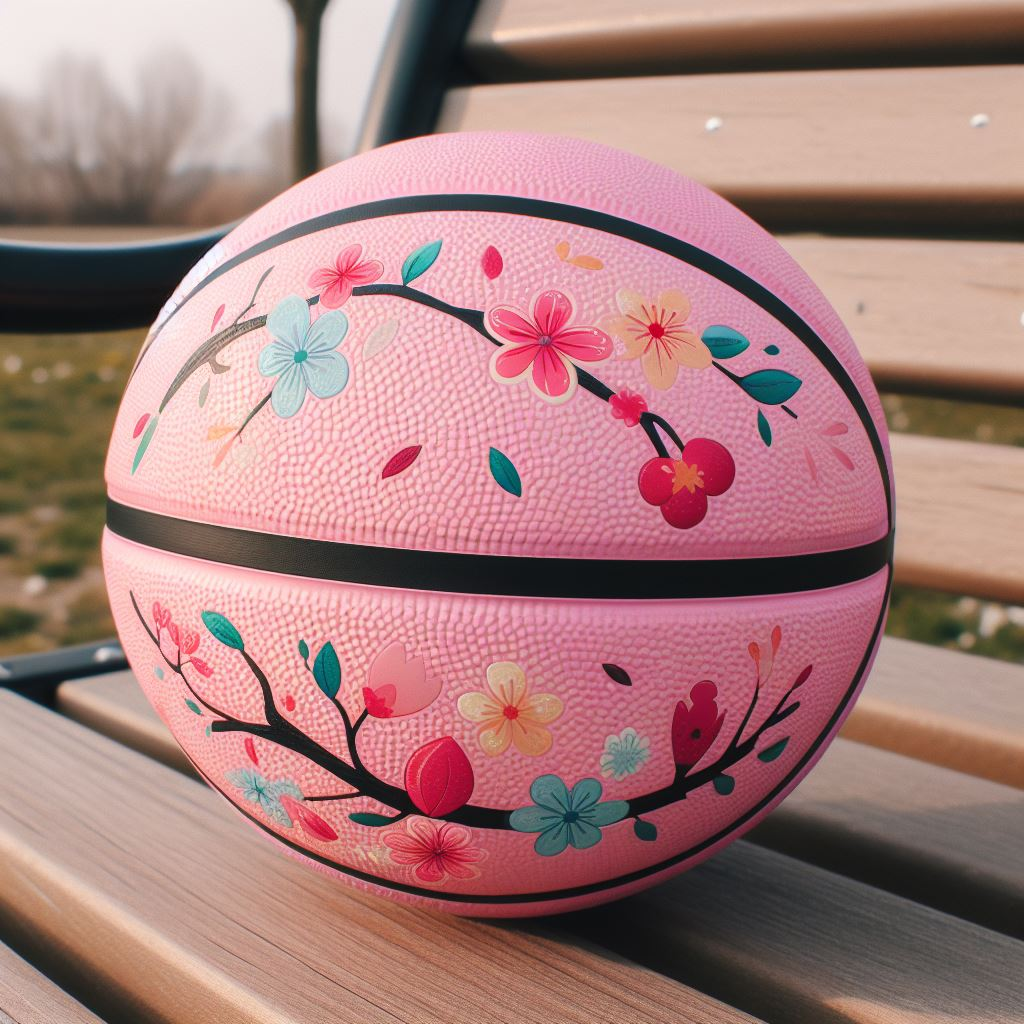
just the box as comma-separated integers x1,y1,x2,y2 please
466,0,1024,78
782,236,1024,403
0,944,104,1024
890,433,1024,604
439,66,1024,230
0,693,753,1024
569,842,1024,1024
845,635,1024,788
749,739,1024,937
55,667,1024,938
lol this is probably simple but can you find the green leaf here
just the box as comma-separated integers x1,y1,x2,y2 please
757,409,772,447
205,724,212,736
131,414,159,475
313,642,341,699
702,325,749,359
633,818,658,841
763,344,780,355
758,737,789,762
488,447,522,497
713,774,735,795
201,611,245,651
738,369,802,405
184,698,202,715
401,239,442,285
298,638,309,661
349,812,397,827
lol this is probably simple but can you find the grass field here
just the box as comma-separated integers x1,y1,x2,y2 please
0,330,1022,663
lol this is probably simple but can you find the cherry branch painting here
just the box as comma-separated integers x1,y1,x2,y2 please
132,591,809,852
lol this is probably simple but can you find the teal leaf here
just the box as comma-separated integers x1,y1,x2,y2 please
401,239,442,285
154,666,164,680
349,812,397,827
713,774,735,795
701,325,750,359
488,447,522,497
205,724,212,736
763,344,780,355
738,369,802,405
184,698,202,715
131,414,159,475
757,409,772,447
633,818,658,842
201,611,244,651
758,737,789,762
313,642,341,699
298,638,309,661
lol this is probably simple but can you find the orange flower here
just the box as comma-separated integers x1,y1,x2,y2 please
605,288,711,389
457,661,563,757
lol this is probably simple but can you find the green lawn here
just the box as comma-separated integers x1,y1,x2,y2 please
0,332,1021,663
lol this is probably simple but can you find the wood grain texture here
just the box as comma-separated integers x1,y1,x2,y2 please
781,236,1024,402
749,738,1024,937
568,841,1024,1024
890,433,1024,604
0,693,752,1024
439,66,1024,230
466,0,1024,77
0,944,104,1024
845,635,1024,788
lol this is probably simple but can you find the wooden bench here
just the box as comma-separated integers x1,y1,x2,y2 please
1,2,1022,1020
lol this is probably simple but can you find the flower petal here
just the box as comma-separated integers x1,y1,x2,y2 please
302,350,349,399
414,858,447,883
615,288,646,317
488,306,540,344
569,777,603,812
531,345,574,401
347,259,384,285
511,720,553,757
308,267,339,290
457,691,503,723
478,720,512,756
529,774,571,814
642,344,681,390
485,661,528,708
258,339,297,377
603,314,641,347
492,343,539,381
509,805,563,833
305,309,349,353
566,819,603,850
534,822,571,856
552,326,613,363
668,331,712,369
658,288,691,321
532,290,572,336
521,693,563,725
266,295,310,351
335,243,363,273
586,799,630,827
270,364,308,418
318,280,350,310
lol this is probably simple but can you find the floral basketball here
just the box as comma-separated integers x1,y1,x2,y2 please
104,132,894,916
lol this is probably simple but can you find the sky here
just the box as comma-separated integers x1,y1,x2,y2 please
0,0,399,163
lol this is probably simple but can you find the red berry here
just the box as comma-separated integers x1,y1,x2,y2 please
661,484,708,529
638,457,676,506
683,438,735,496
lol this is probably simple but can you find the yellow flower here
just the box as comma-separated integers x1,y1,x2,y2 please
457,662,564,757
605,288,711,390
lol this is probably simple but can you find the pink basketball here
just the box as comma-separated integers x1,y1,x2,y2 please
104,132,893,916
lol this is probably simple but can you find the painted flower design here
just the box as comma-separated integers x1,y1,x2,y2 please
362,642,441,718
225,768,302,826
487,290,612,404
638,438,735,529
599,727,651,780
509,775,628,856
609,387,648,427
308,243,383,309
605,289,711,389
457,661,563,757
383,818,485,883
671,681,725,773
258,295,350,418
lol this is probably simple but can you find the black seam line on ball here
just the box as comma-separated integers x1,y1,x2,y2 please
107,498,893,600
178,563,892,905
136,193,892,532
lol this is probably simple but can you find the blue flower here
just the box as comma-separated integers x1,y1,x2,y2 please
225,767,302,826
599,727,650,781
509,774,628,856
258,295,350,418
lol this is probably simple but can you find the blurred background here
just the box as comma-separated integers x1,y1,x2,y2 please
0,0,1020,663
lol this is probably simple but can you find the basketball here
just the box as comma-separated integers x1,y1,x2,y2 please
103,132,893,916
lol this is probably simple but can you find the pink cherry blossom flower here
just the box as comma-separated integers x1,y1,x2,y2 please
487,290,612,404
308,243,383,309
384,818,485,883
609,388,648,427
362,642,442,718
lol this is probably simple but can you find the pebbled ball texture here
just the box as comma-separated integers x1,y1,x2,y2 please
104,132,893,916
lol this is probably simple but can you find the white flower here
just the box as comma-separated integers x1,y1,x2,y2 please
599,727,650,780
